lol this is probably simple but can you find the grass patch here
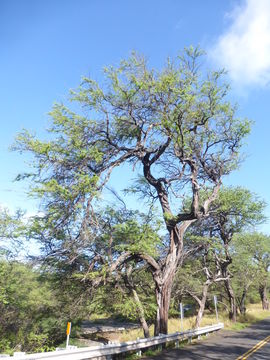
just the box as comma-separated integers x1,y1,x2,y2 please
222,303,270,331
143,348,162,356
56,338,89,348
119,328,146,342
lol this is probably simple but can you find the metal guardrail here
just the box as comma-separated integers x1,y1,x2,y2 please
4,323,224,360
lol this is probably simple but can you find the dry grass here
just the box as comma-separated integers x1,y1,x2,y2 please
116,303,270,342
222,303,270,331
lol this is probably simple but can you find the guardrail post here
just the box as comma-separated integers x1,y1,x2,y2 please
158,336,163,352
13,352,26,358
136,338,142,357
179,303,184,333
175,340,179,348
188,336,192,344
214,295,219,323
136,349,142,357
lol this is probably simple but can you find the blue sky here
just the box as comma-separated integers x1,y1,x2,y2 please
1,0,270,232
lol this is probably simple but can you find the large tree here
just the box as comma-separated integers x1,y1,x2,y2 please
15,47,250,334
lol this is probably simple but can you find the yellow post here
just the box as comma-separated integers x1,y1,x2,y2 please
66,322,72,348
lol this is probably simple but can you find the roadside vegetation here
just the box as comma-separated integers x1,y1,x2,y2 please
0,48,270,355
118,303,270,342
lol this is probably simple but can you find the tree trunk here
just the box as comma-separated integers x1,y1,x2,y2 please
153,225,187,336
239,288,247,315
123,266,150,339
259,284,269,310
224,278,237,322
140,317,150,339
195,283,209,328
154,276,174,335
131,288,150,338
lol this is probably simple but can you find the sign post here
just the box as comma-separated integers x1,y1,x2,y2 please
66,322,72,349
179,303,184,333
214,295,219,323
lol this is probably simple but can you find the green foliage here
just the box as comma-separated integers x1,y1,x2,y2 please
0,207,26,258
233,233,270,284
195,187,267,244
88,269,156,323
0,261,52,353
113,292,156,323
0,260,84,354
112,219,161,256
212,187,266,233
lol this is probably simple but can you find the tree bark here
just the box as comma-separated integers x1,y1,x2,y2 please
152,226,188,335
220,251,237,322
195,283,209,328
239,288,247,315
259,284,269,310
123,268,150,338
154,270,175,335
224,278,237,321
131,288,150,338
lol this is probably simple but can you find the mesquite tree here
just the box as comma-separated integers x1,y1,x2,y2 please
195,188,265,321
174,237,228,328
230,235,259,314
235,233,270,310
14,47,250,334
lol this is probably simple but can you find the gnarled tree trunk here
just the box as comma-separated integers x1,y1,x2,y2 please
142,150,220,336
154,274,175,335
259,284,269,310
153,226,187,335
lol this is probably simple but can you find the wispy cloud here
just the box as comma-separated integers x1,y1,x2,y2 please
210,0,270,88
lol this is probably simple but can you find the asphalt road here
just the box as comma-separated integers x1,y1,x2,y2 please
144,318,270,360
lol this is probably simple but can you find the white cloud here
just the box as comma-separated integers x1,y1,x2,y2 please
210,0,270,88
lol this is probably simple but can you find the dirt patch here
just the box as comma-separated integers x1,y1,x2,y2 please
81,318,140,343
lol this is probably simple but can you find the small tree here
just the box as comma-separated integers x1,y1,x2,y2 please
230,236,259,314
195,188,266,321
172,232,229,328
93,208,160,338
235,233,270,310
15,48,250,334
47,205,160,338
190,240,227,328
